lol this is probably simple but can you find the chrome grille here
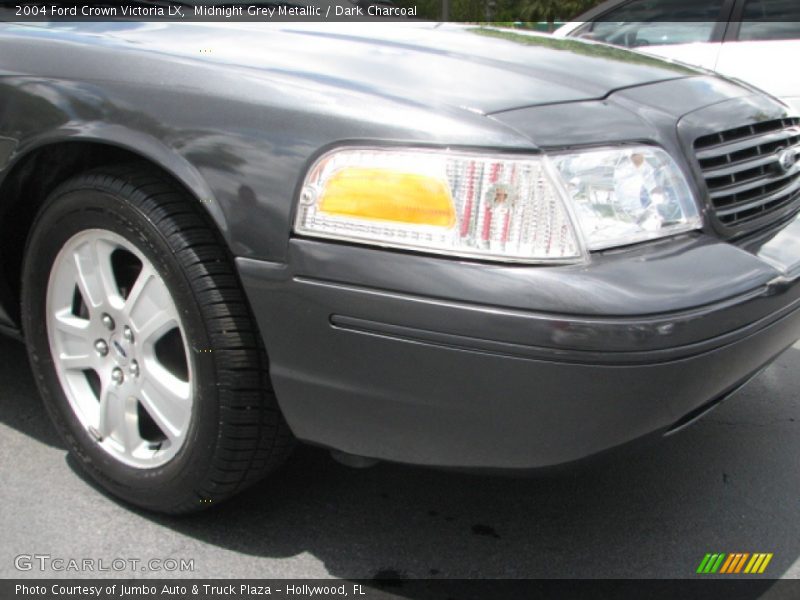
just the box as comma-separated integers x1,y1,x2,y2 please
694,117,800,230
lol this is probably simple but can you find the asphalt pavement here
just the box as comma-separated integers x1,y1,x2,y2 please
1,333,798,581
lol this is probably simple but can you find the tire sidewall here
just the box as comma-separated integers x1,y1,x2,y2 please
22,184,219,509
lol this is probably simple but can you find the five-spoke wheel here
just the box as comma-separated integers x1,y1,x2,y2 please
47,229,192,468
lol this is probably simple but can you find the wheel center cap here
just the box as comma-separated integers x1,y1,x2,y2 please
109,335,132,367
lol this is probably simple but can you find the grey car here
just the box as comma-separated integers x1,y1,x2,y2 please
0,20,799,513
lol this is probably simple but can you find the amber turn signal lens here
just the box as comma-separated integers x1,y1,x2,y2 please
318,168,456,228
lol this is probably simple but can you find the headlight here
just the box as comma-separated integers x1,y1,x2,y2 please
295,147,583,263
294,145,700,263
550,145,701,250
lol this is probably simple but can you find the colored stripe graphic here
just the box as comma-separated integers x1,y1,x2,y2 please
697,554,726,574
698,552,773,574
745,554,761,574
721,554,738,574
697,554,713,573
759,554,773,574
711,554,726,573
734,553,749,573
720,554,736,573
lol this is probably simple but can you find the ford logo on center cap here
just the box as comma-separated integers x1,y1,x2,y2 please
113,340,127,359
778,148,797,173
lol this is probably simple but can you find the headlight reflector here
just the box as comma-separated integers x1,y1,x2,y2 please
295,148,584,263
551,146,701,250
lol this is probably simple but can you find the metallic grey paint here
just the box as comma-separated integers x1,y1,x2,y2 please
1,21,799,468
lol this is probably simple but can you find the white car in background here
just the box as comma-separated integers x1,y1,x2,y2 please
555,0,800,113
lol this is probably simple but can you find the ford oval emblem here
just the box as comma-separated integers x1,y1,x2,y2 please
778,148,797,173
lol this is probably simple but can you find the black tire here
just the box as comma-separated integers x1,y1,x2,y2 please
21,164,294,513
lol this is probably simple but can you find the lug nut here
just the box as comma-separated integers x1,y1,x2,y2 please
94,340,109,357
123,326,134,343
101,314,115,331
129,360,140,378
111,367,124,385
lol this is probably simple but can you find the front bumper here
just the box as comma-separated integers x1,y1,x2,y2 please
237,216,800,469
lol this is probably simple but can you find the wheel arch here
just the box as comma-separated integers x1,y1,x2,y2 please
0,131,226,328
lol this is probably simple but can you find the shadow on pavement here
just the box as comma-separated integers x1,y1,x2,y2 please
0,336,64,449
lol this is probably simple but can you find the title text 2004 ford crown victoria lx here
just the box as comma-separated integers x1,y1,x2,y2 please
0,22,799,513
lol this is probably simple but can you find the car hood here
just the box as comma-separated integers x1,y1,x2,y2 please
15,22,699,115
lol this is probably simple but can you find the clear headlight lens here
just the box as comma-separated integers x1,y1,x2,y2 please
295,148,583,263
294,145,700,262
550,146,701,250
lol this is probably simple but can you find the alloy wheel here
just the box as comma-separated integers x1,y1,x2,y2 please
45,229,193,468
